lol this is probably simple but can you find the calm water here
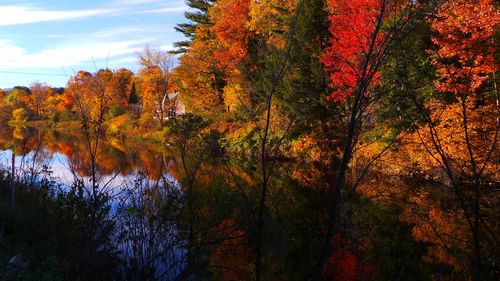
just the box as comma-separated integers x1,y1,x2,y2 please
0,126,180,188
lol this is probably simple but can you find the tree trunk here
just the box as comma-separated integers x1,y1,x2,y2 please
10,152,15,208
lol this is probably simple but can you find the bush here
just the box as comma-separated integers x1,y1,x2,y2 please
49,112,60,123
0,170,119,281
57,110,77,122
105,105,126,121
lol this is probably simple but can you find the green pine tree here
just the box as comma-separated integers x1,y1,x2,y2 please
173,0,216,53
128,82,139,105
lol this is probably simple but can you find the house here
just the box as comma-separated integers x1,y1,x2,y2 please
158,92,185,120
130,92,185,120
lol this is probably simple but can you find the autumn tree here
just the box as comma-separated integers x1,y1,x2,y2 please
6,86,31,110
67,71,100,123
247,0,297,48
321,0,389,102
210,0,256,114
211,0,251,71
66,70,113,199
44,89,63,121
24,82,52,120
174,10,226,117
12,108,27,123
315,0,425,279
138,46,175,126
110,68,134,108
58,90,74,112
430,0,498,96
401,1,499,279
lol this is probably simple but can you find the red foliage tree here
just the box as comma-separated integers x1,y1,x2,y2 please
322,235,377,281
321,0,386,101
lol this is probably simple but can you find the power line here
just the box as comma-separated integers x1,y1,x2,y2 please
0,70,66,77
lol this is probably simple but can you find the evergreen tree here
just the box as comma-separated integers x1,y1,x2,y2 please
128,82,138,105
173,0,216,53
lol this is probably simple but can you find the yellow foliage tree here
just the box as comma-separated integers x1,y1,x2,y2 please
12,108,27,122
175,25,225,117
247,0,297,48
139,65,170,126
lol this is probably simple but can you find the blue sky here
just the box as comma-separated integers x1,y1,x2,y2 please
0,0,189,88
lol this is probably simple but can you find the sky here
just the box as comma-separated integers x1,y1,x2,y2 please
0,0,189,88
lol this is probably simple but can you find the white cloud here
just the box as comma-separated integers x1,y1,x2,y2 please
144,6,187,14
0,2,187,26
108,0,188,14
158,44,175,51
0,5,115,26
107,56,139,65
114,0,185,5
44,25,172,42
0,39,148,68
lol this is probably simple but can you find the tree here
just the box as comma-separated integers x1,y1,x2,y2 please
247,0,297,48
374,1,499,279
6,86,31,110
429,0,499,96
67,71,100,123
174,25,226,116
12,108,27,122
26,82,52,120
315,0,423,279
211,0,251,71
408,1,499,279
58,90,74,111
165,113,227,279
128,82,139,105
321,0,387,102
174,0,215,53
138,46,175,126
66,70,112,200
377,15,435,132
210,0,256,114
110,68,134,108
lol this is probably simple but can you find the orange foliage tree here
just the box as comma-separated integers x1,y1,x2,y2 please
137,47,175,126
109,68,134,108
429,0,499,95
211,0,251,71
391,1,500,279
24,82,53,119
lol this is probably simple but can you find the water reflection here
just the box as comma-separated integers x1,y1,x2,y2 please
0,126,180,187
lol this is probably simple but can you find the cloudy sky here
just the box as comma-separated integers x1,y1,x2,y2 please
0,0,188,88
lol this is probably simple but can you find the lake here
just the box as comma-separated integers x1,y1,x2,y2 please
0,126,181,188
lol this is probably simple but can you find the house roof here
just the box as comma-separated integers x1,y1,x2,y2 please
167,92,179,100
